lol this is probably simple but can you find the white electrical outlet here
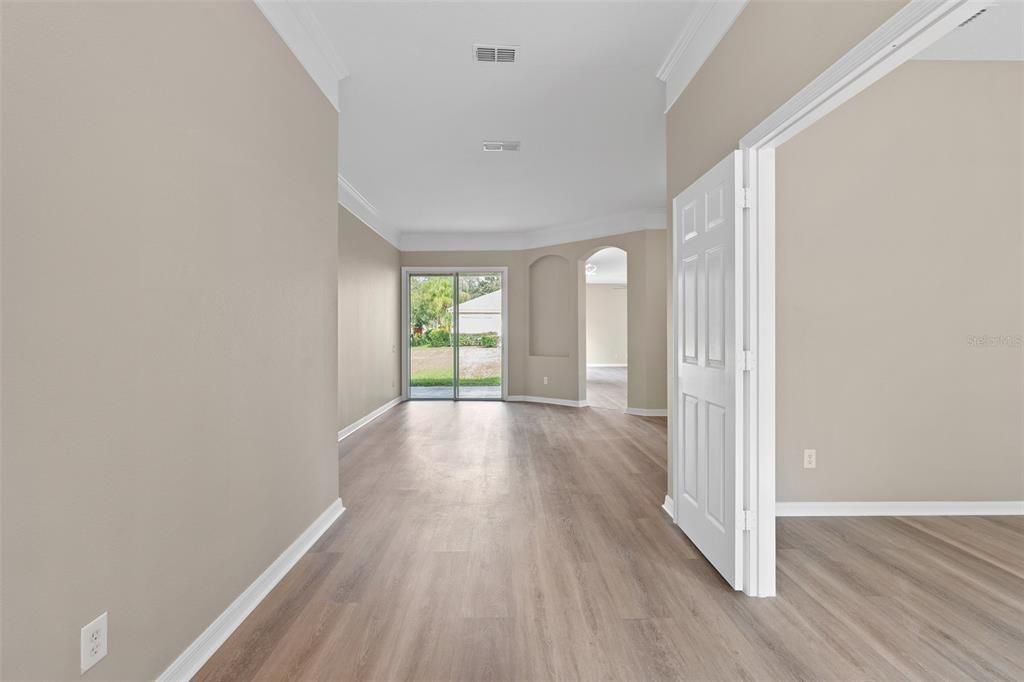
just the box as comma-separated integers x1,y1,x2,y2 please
81,612,108,674
803,449,817,469
543,376,549,385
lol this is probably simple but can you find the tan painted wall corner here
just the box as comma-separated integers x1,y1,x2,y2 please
338,206,402,432
776,60,1024,502
2,2,338,678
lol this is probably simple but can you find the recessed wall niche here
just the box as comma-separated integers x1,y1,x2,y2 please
528,254,572,357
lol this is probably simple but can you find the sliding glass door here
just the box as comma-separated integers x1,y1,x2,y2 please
408,274,456,399
407,269,504,400
456,273,503,399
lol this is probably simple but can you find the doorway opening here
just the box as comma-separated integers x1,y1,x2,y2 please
667,1,1006,598
403,267,508,400
583,247,627,411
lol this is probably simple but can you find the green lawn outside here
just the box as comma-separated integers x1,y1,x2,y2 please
410,346,501,386
410,368,501,387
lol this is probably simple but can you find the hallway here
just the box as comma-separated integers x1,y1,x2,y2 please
4,2,1022,678
586,366,627,411
197,402,1024,681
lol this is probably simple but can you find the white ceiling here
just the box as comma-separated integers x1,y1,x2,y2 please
586,247,627,284
307,1,699,243
914,1,1024,61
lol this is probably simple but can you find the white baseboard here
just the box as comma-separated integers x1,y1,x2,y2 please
662,495,675,520
338,395,404,441
587,363,627,368
157,498,345,682
506,395,588,408
776,500,1024,517
625,407,668,417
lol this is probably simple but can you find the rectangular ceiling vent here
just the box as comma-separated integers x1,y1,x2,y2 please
474,44,518,63
482,140,520,152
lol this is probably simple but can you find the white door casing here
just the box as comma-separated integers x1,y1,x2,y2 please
670,151,744,589
662,0,983,600
729,0,989,598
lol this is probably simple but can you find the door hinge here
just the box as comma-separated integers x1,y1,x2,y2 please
741,509,754,532
737,187,751,209
741,350,755,372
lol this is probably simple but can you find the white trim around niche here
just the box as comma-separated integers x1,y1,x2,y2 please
657,0,749,113
777,501,1024,517
157,499,345,682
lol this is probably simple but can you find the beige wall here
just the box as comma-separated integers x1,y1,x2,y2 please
338,206,401,431
402,228,666,409
1,2,338,679
586,284,628,366
776,60,1024,502
665,0,907,502
530,255,573,357
666,0,905,199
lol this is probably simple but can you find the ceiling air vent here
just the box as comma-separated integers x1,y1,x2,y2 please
474,44,518,63
482,140,520,152
483,140,520,151
481,140,520,151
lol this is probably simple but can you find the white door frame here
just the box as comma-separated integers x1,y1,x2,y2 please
401,266,510,401
674,0,990,597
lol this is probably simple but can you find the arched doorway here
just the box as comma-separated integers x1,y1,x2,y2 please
581,247,627,410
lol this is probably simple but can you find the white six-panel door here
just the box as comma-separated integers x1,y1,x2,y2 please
671,151,744,589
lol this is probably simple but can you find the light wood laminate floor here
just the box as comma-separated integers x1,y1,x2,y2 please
586,366,627,411
198,401,1024,681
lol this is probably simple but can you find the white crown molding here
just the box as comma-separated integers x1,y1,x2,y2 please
657,0,748,113
157,498,344,682
338,174,401,249
655,3,715,80
402,229,528,253
254,0,348,111
776,500,1024,517
398,207,666,252
338,396,404,441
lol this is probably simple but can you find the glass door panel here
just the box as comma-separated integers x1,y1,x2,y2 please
456,273,503,399
408,274,455,399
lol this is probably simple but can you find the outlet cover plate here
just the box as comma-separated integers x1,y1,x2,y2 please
81,612,108,674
